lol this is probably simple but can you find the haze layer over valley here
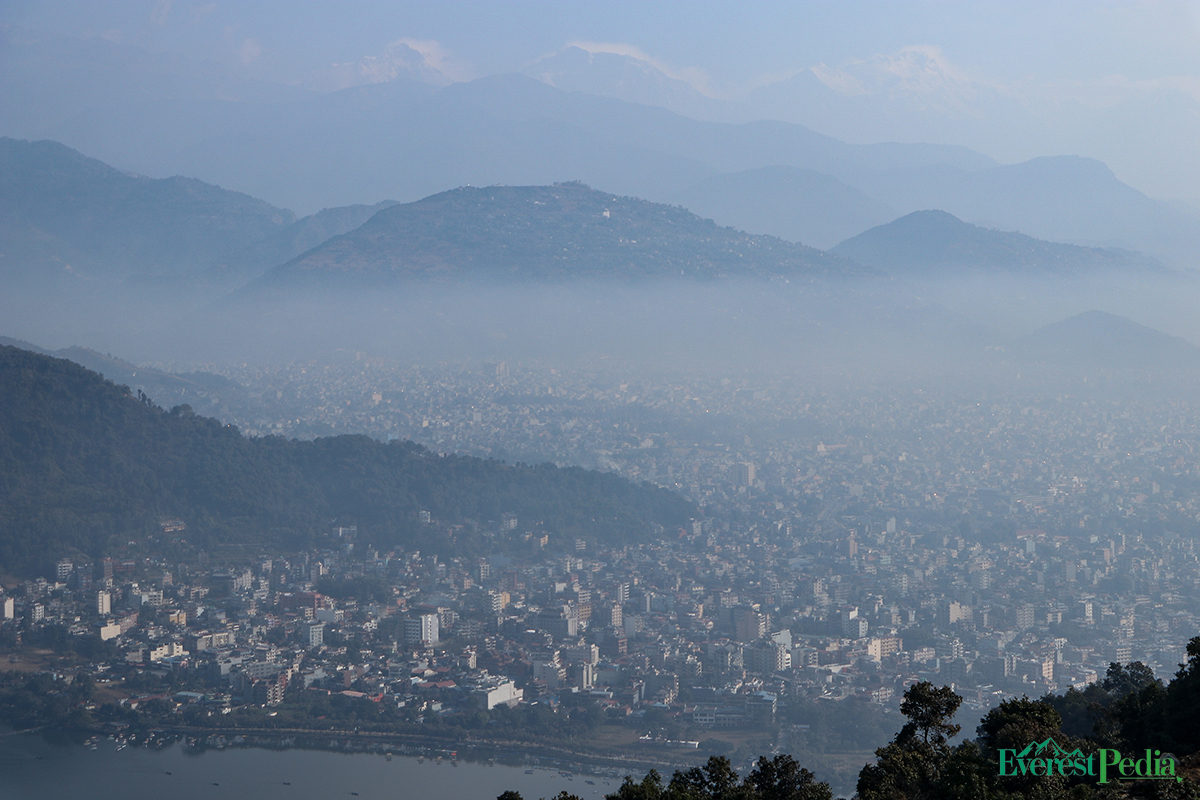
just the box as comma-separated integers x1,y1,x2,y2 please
3,134,1200,382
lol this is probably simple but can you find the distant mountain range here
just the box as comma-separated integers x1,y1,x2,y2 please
0,136,1183,295
4,135,1197,371
832,210,1168,277
257,182,871,287
0,137,293,283
0,138,397,286
7,38,1200,268
207,200,399,282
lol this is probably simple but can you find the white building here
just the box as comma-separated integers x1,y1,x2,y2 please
147,642,188,662
473,679,523,710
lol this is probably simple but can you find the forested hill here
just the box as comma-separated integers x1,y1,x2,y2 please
0,345,694,577
0,137,295,282
257,182,874,287
832,209,1167,277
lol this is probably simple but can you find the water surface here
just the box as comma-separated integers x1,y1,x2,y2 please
0,733,619,800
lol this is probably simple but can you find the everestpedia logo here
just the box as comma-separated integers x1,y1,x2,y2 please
998,738,1181,784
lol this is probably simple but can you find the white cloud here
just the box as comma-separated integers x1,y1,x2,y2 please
395,38,473,83
318,38,473,91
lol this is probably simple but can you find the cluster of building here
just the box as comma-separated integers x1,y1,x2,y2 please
2,498,1198,733
6,359,1200,741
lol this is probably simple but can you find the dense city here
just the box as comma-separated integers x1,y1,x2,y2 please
4,357,1200,793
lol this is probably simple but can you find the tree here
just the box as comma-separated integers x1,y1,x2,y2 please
857,683,963,800
1103,661,1160,698
1042,684,1113,743
744,755,831,800
608,770,664,800
666,756,749,800
598,756,831,800
975,697,1073,798
1160,636,1200,753
899,681,963,746
976,697,1062,756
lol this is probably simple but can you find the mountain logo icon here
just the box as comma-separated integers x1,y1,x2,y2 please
1016,738,1086,761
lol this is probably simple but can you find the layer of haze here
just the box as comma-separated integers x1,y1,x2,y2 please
7,272,1200,398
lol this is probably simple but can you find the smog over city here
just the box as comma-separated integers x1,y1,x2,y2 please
5,3,1200,799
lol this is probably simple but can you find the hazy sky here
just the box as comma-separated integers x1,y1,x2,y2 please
4,0,1200,201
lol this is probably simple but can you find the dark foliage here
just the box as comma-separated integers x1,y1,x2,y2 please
0,671,93,730
503,755,831,800
854,662,1200,800
857,681,964,800
314,576,393,604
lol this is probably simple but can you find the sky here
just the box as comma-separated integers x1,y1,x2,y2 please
4,0,1200,201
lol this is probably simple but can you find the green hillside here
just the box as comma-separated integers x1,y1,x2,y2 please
260,182,873,285
0,345,694,576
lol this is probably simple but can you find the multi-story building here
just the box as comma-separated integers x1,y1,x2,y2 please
403,613,439,645
305,621,325,648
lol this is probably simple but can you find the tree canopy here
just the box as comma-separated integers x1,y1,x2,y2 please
502,756,831,800
551,660,1200,800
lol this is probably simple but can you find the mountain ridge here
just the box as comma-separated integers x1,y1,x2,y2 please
832,210,1168,277
0,335,250,411
0,343,695,576
0,137,296,282
256,182,876,287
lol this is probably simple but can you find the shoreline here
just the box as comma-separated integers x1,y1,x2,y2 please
35,722,710,778
168,725,705,775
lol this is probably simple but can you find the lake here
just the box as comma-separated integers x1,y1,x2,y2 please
0,731,624,800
